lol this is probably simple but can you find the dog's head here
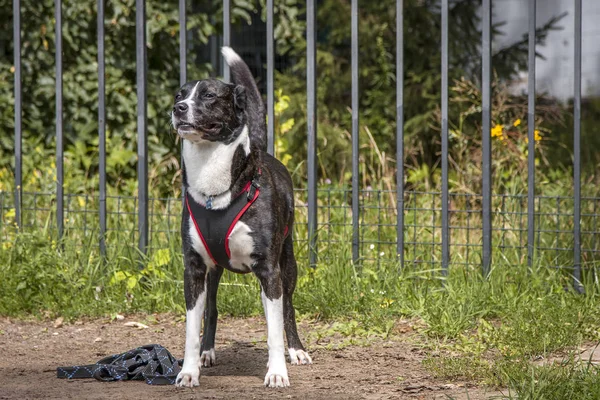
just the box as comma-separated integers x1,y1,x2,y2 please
171,79,246,143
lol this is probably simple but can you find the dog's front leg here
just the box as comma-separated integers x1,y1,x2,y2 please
255,264,289,388
176,254,208,387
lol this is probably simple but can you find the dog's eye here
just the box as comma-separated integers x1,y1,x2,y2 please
204,93,215,99
175,94,182,101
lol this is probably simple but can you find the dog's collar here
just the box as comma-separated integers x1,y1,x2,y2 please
196,169,261,210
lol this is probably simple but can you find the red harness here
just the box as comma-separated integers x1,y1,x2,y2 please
186,177,261,267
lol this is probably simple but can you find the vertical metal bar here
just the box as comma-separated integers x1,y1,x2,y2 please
56,0,64,239
351,0,360,264
573,0,583,292
481,0,492,277
441,0,449,276
13,0,22,229
98,0,106,256
306,0,318,267
136,0,148,255
527,0,536,269
179,0,186,209
179,0,187,86
396,0,404,268
266,0,275,155
223,0,230,82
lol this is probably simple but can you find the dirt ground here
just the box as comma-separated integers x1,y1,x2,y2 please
0,315,503,399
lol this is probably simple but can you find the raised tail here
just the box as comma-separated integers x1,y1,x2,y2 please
221,46,267,152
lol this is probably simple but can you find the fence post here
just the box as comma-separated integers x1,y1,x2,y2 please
306,0,318,267
179,0,186,86
527,0,536,269
481,0,492,277
179,0,186,210
223,0,230,82
13,0,22,229
136,0,148,256
266,0,275,156
351,0,360,265
441,0,449,276
396,0,404,268
98,0,106,257
573,0,584,293
56,0,64,239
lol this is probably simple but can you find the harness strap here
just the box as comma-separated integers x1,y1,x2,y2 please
57,344,182,385
186,172,261,267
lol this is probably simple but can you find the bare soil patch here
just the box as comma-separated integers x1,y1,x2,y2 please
0,315,501,399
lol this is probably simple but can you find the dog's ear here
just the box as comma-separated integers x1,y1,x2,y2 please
233,85,246,113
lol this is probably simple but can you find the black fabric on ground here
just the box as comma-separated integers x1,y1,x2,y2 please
56,344,182,385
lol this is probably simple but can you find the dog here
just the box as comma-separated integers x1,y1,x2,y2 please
171,47,312,388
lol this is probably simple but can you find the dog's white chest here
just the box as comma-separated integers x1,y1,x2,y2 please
188,218,254,273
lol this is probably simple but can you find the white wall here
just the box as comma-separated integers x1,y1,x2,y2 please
494,0,600,100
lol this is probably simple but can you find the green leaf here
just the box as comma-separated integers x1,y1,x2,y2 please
127,276,138,290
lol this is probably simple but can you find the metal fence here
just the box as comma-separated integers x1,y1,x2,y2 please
6,0,599,288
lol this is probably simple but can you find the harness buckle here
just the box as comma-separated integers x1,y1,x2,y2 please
247,180,260,201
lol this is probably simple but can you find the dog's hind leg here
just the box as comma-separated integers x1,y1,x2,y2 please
200,266,224,367
176,251,208,387
280,235,312,366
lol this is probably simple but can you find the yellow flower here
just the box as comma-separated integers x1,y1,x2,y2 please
513,119,521,127
491,124,503,138
525,130,543,144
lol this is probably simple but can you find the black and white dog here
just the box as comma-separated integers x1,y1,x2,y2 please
171,47,311,388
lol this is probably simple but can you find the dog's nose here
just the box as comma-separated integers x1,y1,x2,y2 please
173,103,188,114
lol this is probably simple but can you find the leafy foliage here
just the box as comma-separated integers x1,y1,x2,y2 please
0,0,254,196
2,0,589,197
273,0,577,190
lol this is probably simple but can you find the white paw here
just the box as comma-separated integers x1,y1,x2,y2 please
200,348,216,367
288,348,312,365
176,368,200,387
264,369,290,388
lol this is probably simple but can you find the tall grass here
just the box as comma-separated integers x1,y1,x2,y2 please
2,188,600,398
